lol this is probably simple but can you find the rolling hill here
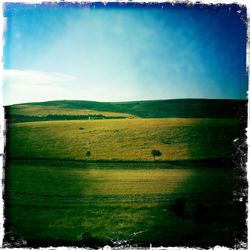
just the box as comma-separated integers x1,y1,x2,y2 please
6,118,241,161
5,98,247,121
5,98,246,161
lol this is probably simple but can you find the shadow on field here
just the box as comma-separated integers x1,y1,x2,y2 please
3,160,247,248
133,196,247,248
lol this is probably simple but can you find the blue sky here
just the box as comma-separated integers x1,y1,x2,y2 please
3,3,248,105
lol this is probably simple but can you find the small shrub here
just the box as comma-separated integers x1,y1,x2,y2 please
151,149,162,160
85,150,91,158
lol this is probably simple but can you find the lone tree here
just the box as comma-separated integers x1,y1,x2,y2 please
85,150,91,158
151,149,162,160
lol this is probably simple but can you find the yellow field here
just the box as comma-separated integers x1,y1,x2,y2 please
7,118,240,161
8,104,136,118
72,168,193,195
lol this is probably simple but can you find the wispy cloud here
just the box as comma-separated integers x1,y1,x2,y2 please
3,69,143,105
3,69,77,105
4,69,76,86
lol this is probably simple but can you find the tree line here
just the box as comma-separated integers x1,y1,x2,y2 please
6,114,127,123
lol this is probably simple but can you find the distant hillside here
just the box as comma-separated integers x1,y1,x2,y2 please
5,98,247,121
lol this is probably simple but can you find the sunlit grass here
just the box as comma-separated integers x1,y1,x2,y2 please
7,118,240,161
8,104,135,118
71,168,193,195
5,161,240,246
5,116,244,246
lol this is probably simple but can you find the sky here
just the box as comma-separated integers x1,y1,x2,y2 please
2,3,248,105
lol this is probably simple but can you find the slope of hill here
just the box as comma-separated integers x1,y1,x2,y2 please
6,118,241,161
5,98,247,120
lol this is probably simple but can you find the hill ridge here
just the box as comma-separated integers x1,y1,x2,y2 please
5,97,247,106
5,98,247,120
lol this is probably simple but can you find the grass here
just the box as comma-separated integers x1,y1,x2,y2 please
7,118,241,161
4,100,246,247
5,160,244,247
6,98,246,118
7,104,135,118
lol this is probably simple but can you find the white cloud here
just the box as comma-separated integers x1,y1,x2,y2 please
3,69,150,105
3,69,142,105
4,69,76,86
3,69,77,105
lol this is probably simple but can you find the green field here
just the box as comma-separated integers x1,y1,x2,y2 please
7,118,241,161
4,99,247,247
6,98,246,118
6,103,134,117
5,160,244,247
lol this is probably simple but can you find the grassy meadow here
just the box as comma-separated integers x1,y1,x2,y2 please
4,99,247,247
7,118,241,161
5,160,244,247
6,99,246,118
7,103,135,118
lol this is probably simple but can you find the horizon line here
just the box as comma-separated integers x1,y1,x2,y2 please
5,97,248,106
